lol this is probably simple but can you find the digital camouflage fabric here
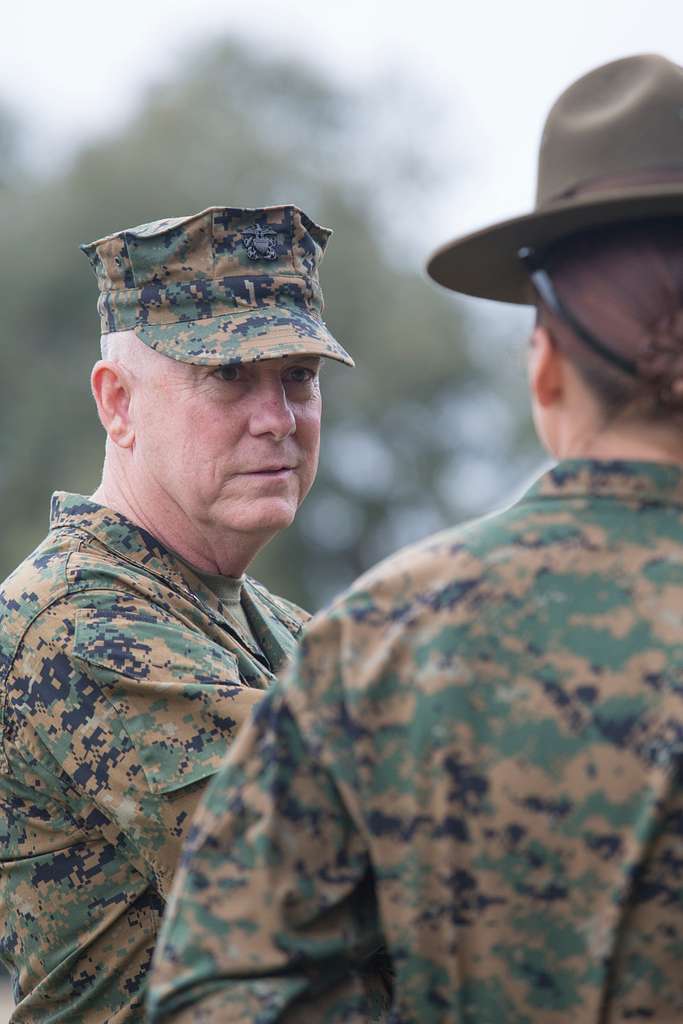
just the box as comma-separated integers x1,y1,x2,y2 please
0,493,308,1022
80,205,354,368
150,460,683,1023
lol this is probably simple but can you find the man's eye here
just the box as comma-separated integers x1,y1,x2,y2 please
285,367,316,384
215,365,241,382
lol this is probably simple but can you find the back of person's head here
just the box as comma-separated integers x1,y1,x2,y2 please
538,218,683,423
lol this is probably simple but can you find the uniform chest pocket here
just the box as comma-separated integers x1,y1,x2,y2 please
73,608,265,793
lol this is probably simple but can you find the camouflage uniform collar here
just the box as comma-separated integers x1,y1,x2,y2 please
48,492,304,661
51,492,246,639
50,491,191,590
524,458,683,506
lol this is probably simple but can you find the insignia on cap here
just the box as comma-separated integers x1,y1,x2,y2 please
242,224,278,261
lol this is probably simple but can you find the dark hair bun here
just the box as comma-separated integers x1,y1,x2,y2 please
637,309,683,410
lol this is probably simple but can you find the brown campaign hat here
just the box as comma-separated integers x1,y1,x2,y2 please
427,55,683,304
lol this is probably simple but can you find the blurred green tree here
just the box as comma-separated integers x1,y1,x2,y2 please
0,108,20,190
0,39,541,609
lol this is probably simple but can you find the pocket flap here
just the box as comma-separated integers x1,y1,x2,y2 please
73,608,263,793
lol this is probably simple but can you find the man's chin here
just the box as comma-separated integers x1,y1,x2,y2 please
217,499,298,537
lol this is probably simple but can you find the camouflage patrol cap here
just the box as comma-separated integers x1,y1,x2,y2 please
80,205,354,366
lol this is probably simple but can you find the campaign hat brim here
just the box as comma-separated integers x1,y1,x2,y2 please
428,187,683,307
427,183,683,305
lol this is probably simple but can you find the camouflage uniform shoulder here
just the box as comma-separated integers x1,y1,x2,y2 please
0,528,76,665
0,504,180,664
342,456,683,611
319,465,606,626
0,526,85,773
318,510,510,628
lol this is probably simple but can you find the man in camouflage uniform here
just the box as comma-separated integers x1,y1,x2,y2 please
0,205,353,1022
149,57,683,1022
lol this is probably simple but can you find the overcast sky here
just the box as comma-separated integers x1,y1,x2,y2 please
2,0,682,244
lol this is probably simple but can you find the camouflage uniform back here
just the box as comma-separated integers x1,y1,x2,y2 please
149,460,683,1022
149,57,683,1024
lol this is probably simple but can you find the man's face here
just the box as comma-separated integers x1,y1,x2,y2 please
131,351,322,560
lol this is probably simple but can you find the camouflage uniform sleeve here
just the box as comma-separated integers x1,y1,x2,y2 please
147,682,390,1023
6,592,264,895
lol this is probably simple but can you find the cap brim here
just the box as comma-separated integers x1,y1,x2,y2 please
427,184,683,304
134,304,354,367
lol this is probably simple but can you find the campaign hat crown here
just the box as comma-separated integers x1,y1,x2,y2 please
81,204,354,366
428,54,683,304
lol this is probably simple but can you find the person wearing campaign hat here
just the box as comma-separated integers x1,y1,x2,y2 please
148,57,683,1023
0,205,353,1022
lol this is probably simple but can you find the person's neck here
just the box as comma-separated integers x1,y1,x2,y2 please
559,420,683,467
90,471,263,577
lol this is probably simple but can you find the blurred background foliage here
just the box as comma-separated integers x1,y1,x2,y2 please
0,37,543,610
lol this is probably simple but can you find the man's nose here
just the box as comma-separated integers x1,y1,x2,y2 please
248,383,296,440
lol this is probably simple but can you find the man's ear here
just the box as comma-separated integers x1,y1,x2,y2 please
528,325,565,408
91,361,135,448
